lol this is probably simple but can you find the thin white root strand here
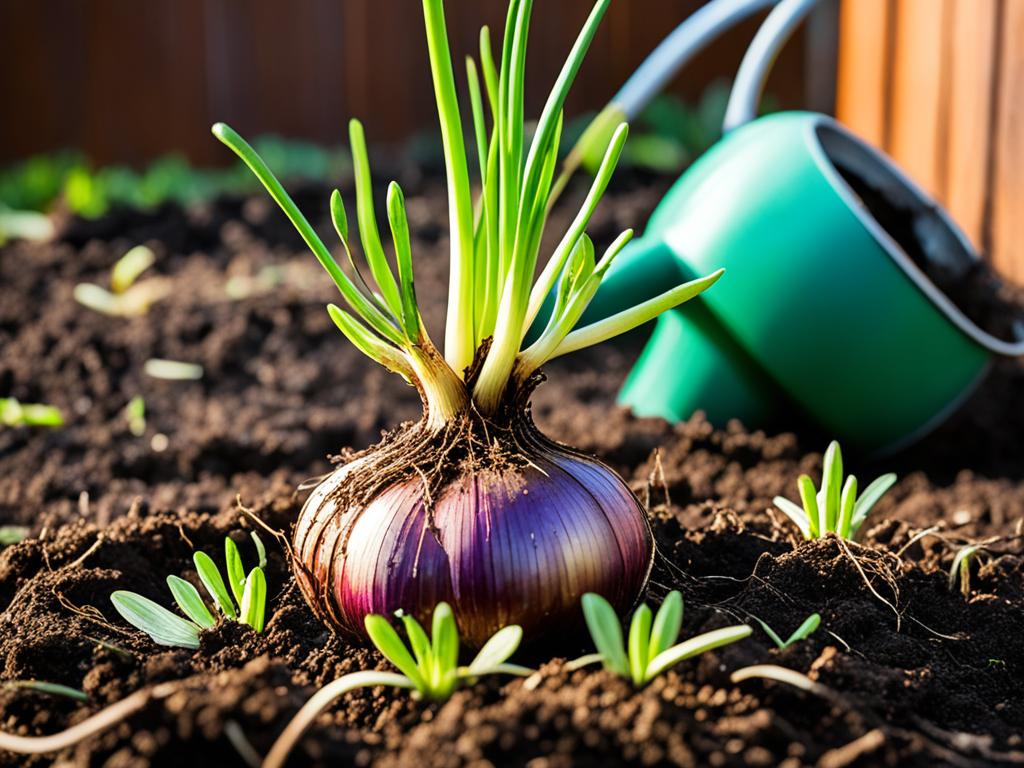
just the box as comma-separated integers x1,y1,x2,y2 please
0,682,178,756
262,671,413,768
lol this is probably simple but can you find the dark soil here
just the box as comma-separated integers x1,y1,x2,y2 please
1,166,1023,767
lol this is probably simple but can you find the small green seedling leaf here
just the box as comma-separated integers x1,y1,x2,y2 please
166,575,216,629
646,625,752,679
251,531,267,569
240,567,267,633
431,602,460,696
466,625,523,676
757,613,821,650
398,611,434,678
581,593,630,677
648,590,682,662
627,603,651,686
225,537,247,605
126,395,146,436
111,245,156,294
364,614,428,693
0,525,29,546
1,398,63,428
110,590,201,649
948,545,983,597
193,551,237,619
144,359,204,381
4,680,88,702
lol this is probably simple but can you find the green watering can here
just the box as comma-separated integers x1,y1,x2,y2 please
562,0,1024,454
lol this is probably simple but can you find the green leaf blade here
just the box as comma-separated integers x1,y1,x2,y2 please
166,575,216,629
240,567,267,633
365,614,428,693
225,537,246,606
627,603,652,686
581,593,629,678
110,590,201,649
467,625,523,675
646,625,751,679
648,591,683,662
193,551,237,619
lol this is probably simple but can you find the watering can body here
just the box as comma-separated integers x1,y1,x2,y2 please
584,111,1001,453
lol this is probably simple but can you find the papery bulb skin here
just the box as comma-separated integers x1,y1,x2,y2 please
293,410,653,648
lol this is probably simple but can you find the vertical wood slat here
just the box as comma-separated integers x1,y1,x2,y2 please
991,0,1024,282
835,0,893,149
945,0,1000,252
887,0,954,200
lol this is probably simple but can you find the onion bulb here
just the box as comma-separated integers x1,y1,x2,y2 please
293,389,653,647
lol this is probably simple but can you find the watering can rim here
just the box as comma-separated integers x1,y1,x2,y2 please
788,111,1024,359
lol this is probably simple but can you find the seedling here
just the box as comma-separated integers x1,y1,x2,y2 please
755,612,821,650
143,359,204,381
0,526,29,547
262,602,532,768
125,396,146,436
3,681,88,702
73,245,170,317
773,441,896,540
0,204,53,245
572,591,751,687
948,545,987,598
0,398,63,428
110,532,268,649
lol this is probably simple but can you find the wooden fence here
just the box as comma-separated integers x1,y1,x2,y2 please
0,0,816,167
836,0,1024,282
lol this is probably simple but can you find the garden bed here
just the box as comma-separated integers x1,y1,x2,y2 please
1,169,1022,767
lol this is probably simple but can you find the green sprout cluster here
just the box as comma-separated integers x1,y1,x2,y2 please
213,0,722,429
111,532,268,649
755,613,821,650
73,244,169,318
0,398,63,428
261,602,531,768
573,591,751,687
773,441,897,540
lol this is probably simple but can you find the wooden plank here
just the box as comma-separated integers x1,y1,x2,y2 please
944,0,1000,251
990,0,1024,283
887,0,954,200
835,0,893,149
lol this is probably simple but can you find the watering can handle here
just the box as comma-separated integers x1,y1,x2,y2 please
612,0,779,119
722,0,824,131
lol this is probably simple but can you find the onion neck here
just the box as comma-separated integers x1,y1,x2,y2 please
408,345,469,432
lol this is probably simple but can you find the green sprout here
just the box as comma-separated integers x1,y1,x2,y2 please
110,532,268,649
212,0,723,432
755,612,821,650
262,602,531,768
0,398,63,428
73,245,170,317
0,526,29,547
3,681,88,702
571,591,751,687
143,359,204,381
125,396,146,436
948,545,987,598
0,204,54,246
773,441,896,540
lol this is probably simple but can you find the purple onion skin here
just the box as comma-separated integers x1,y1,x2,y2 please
293,442,653,648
